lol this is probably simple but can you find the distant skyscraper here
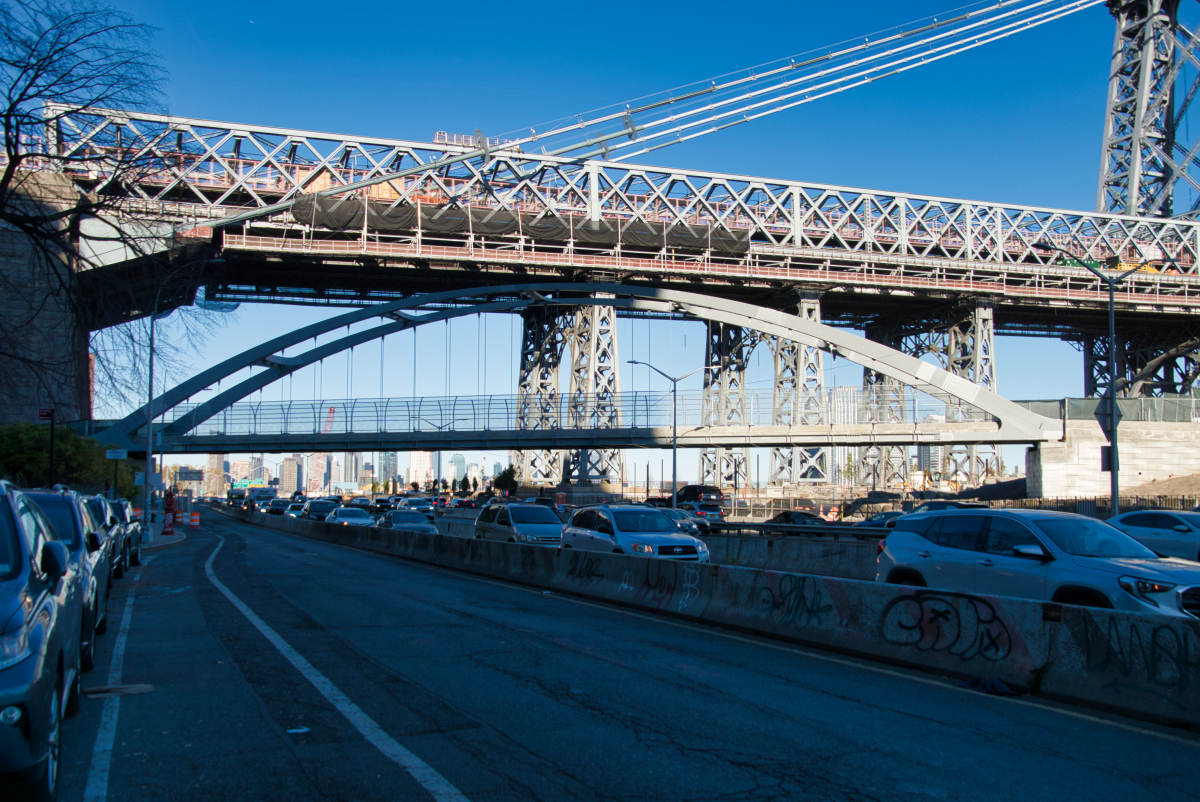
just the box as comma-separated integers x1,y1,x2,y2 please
230,460,249,482
206,454,227,496
449,453,466,482
342,452,362,483
917,415,947,475
330,459,342,486
493,462,503,477
409,452,434,486
382,452,398,484
306,453,330,494
280,455,303,496
828,386,862,486
467,463,481,487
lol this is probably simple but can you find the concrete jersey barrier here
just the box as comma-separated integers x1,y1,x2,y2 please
207,502,1200,730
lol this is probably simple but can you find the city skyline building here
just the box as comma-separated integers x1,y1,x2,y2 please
410,452,434,486
280,455,303,496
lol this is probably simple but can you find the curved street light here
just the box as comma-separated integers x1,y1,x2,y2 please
627,361,717,508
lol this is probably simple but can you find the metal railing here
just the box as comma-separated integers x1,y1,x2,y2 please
1015,395,1200,422
167,388,992,439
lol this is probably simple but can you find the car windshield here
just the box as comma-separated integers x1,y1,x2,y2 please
31,497,81,548
309,501,337,512
287,504,304,511
270,500,290,508
339,508,370,518
1033,516,1158,559
510,506,561,524
85,499,108,523
0,498,17,579
662,509,689,521
110,503,129,522
613,510,679,533
390,511,427,524
406,499,431,508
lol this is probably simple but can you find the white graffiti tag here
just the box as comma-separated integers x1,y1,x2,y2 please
619,571,635,593
678,565,700,611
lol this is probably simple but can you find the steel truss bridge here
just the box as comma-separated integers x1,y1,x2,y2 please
33,0,1200,488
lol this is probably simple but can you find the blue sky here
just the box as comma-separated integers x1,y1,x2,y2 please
113,0,1130,481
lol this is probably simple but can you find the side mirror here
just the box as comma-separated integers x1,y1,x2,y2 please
1174,524,1190,533
41,541,69,579
1013,543,1052,561
86,531,102,554
598,525,614,537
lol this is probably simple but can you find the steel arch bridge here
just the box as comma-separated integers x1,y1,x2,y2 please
98,284,1060,484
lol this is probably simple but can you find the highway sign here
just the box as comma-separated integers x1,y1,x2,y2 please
106,449,128,460
37,408,54,423
176,469,204,482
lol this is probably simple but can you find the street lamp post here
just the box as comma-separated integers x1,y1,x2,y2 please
421,418,468,493
1034,241,1174,517
628,360,716,508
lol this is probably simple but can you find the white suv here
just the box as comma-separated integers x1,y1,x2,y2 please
562,505,710,562
877,509,1200,618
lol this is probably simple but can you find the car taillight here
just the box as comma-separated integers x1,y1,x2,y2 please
877,538,886,556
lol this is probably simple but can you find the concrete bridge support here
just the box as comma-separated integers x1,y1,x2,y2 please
769,292,828,486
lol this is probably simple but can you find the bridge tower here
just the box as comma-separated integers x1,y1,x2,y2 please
859,320,910,489
1097,0,1181,218
769,292,829,486
514,306,569,484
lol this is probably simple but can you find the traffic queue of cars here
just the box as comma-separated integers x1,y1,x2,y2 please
0,483,144,800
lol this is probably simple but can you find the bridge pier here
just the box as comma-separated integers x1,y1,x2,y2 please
769,292,828,486
514,306,568,484
699,321,753,492
859,319,910,489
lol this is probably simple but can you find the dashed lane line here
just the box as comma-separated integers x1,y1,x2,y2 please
203,535,470,802
82,556,157,802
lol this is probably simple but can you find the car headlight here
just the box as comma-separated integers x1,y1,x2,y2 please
0,629,30,670
696,540,708,552
632,542,655,554
1118,576,1177,607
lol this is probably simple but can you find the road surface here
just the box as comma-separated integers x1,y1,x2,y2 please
56,516,1200,801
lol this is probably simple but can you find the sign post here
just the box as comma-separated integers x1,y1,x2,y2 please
38,408,55,486
105,449,126,500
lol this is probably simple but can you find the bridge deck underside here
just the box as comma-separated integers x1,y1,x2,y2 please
199,232,1200,339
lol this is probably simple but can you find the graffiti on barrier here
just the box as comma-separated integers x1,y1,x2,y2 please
1082,616,1200,699
634,561,676,609
678,565,701,612
755,574,832,626
619,571,635,593
881,590,1011,662
564,551,605,586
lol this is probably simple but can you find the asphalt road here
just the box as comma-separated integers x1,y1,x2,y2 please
55,516,1200,801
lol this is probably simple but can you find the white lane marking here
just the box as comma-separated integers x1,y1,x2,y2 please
204,535,469,802
83,556,157,802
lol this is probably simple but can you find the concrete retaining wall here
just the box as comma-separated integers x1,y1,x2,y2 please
701,535,877,580
209,503,1200,730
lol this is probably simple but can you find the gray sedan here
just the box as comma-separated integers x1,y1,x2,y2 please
375,510,438,535
1109,510,1200,562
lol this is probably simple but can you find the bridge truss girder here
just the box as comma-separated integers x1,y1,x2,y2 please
1084,325,1200,397
514,306,569,484
563,301,624,485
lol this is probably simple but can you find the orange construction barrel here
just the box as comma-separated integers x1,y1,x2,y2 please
189,510,200,528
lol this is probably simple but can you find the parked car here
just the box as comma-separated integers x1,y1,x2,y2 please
107,498,143,569
284,503,305,518
766,510,827,526
673,485,724,505
0,482,86,800
644,497,671,508
265,499,292,516
562,505,710,562
375,510,438,535
1109,510,1200,561
326,507,374,527
25,490,113,671
84,496,127,579
475,503,563,546
661,507,702,536
856,510,905,528
301,499,340,522
876,508,1200,618
908,500,989,514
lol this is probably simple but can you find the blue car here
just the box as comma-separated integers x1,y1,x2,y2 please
0,482,86,800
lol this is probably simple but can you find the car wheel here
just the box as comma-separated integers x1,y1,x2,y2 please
613,549,624,554
35,681,62,802
95,593,108,636
130,541,141,566
65,660,81,717
890,573,926,587
508,538,516,543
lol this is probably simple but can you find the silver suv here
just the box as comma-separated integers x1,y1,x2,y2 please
475,503,562,546
562,505,710,562
877,508,1200,619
